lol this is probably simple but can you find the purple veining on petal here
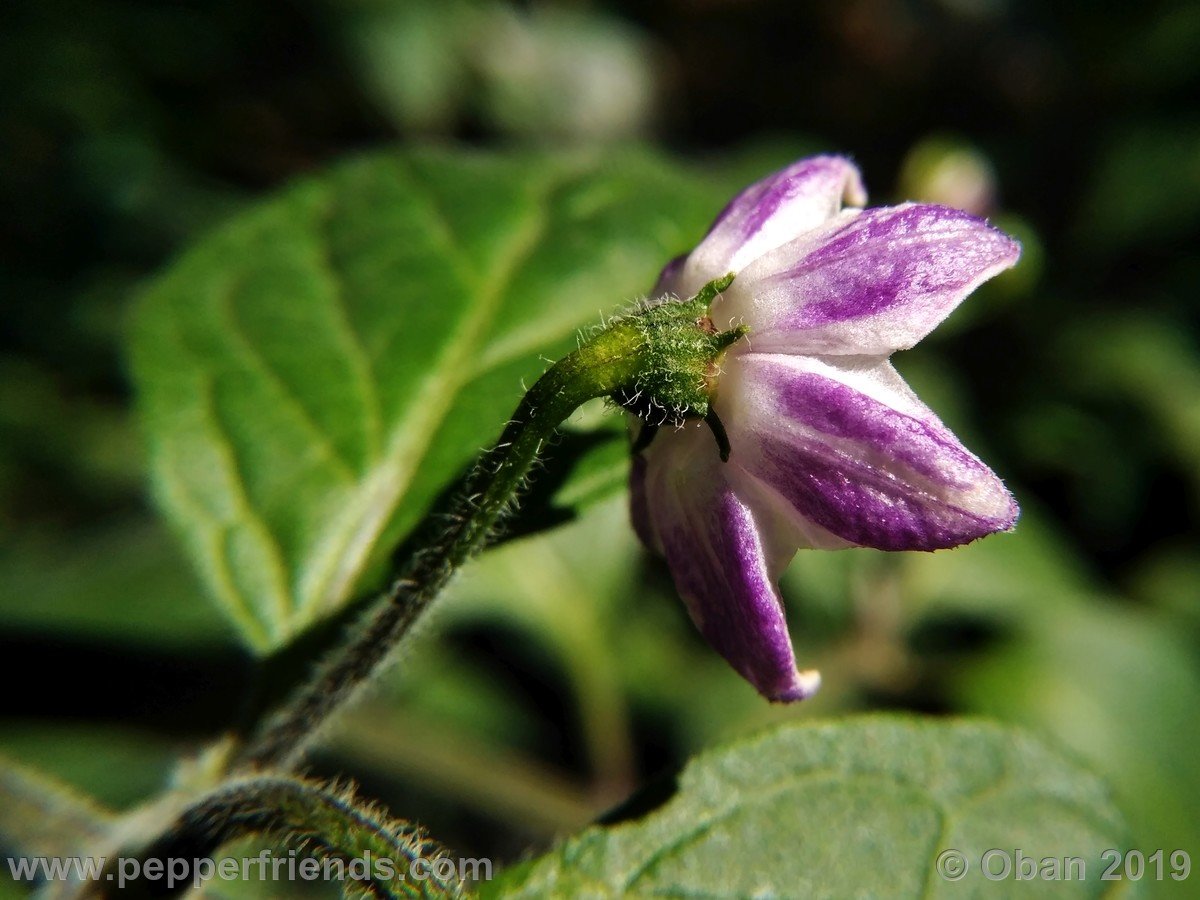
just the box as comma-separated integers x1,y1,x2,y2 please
711,167,802,242
659,489,813,702
687,156,866,277
744,202,1017,355
645,444,817,702
792,204,1017,328
753,434,1003,550
772,369,982,489
708,156,865,241
731,359,1018,551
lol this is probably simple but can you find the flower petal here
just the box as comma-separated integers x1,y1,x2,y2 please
721,352,1018,551
667,156,866,299
721,203,1020,355
637,425,820,702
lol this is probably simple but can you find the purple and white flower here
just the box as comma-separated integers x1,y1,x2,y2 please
632,155,1020,702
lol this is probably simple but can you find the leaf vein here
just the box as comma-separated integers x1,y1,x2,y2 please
216,272,359,481
294,161,586,621
310,200,385,463
199,369,294,633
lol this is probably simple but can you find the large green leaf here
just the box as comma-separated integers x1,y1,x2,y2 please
956,603,1200,871
0,518,233,648
131,148,724,651
488,717,1134,898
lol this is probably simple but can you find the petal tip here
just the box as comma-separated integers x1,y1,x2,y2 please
1000,489,1021,532
770,668,822,703
978,476,1020,537
822,154,867,208
990,223,1023,270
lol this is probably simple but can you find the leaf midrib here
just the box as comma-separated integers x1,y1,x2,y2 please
291,160,583,630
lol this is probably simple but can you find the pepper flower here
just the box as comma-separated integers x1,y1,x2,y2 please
631,155,1020,702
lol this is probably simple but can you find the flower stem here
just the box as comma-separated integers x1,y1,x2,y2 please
106,775,461,898
233,322,648,772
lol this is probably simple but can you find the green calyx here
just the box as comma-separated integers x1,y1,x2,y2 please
601,272,747,427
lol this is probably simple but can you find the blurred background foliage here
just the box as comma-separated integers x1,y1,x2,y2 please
1,0,1198,894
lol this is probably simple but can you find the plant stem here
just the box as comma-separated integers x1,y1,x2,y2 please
233,323,647,772
100,776,460,899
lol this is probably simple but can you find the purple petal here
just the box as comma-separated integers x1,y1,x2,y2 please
638,426,820,702
723,353,1018,551
721,203,1020,355
670,156,866,299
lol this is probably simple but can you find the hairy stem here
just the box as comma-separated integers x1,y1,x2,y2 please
233,323,646,772
94,776,460,899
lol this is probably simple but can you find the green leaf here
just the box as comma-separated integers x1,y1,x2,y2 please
0,724,179,811
0,754,114,858
131,148,725,651
956,602,1200,864
0,517,234,648
487,716,1133,898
